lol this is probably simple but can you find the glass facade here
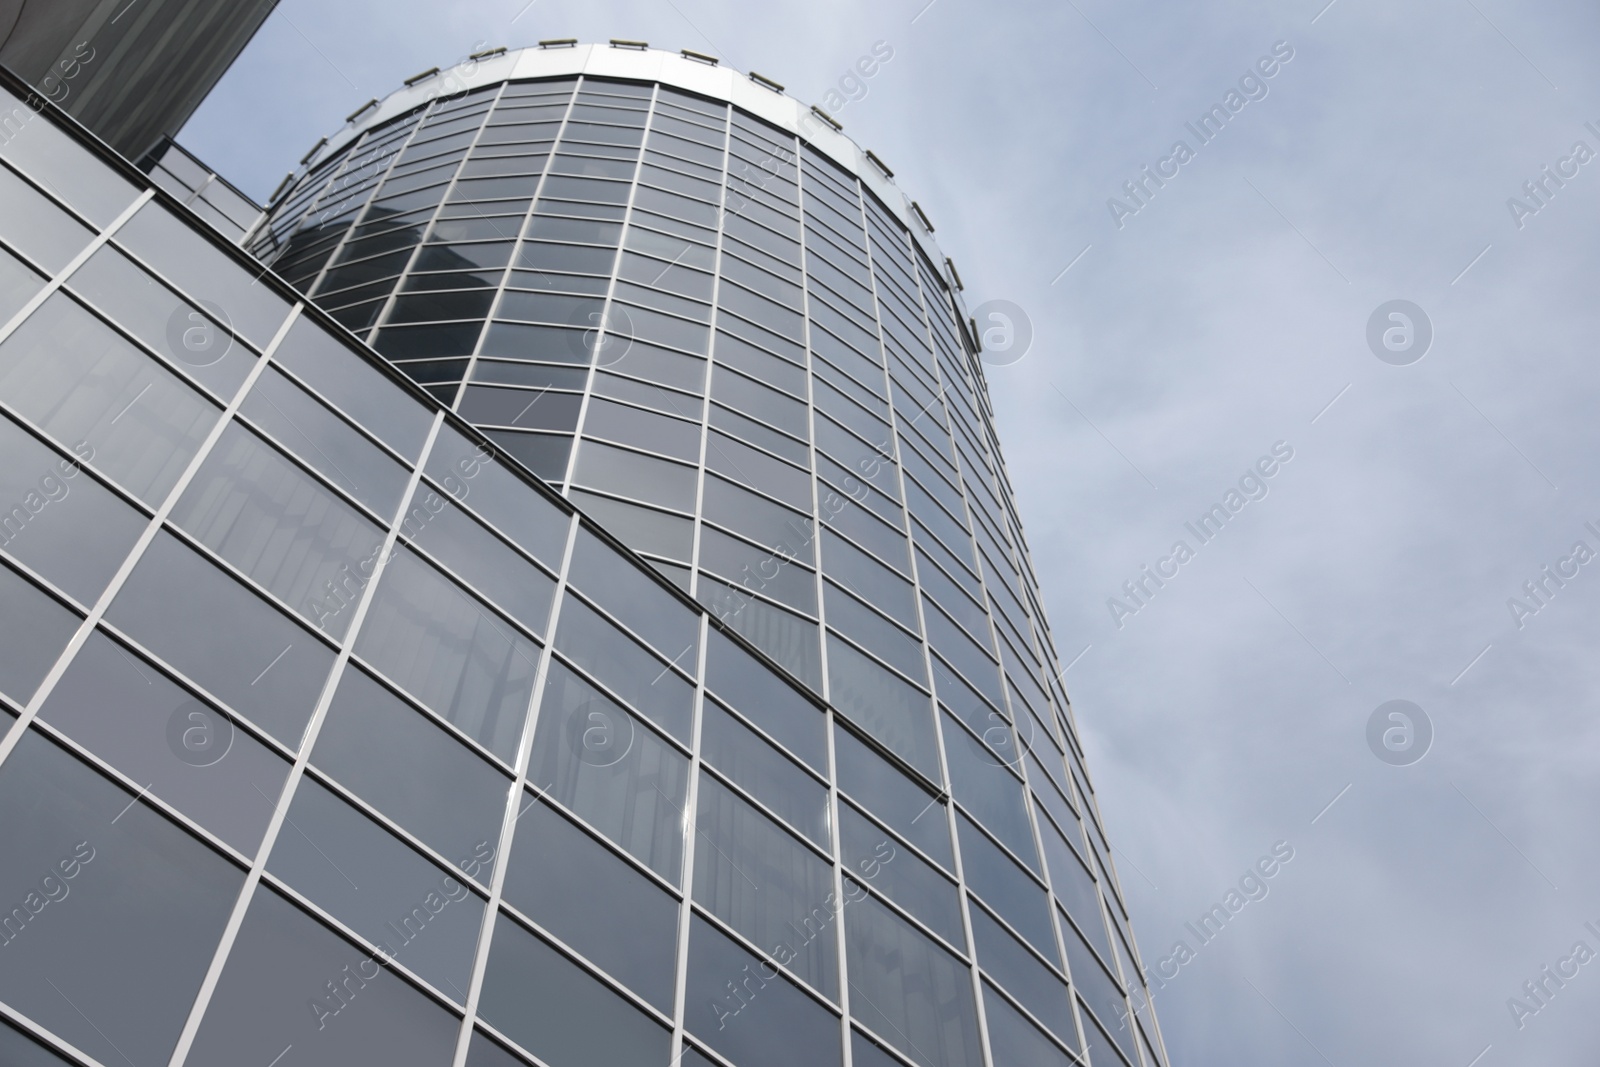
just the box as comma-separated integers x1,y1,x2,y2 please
0,47,1169,1067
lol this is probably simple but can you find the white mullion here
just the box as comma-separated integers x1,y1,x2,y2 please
793,143,854,1067
667,611,710,1066
851,184,996,1067
366,84,508,368
560,81,660,490
0,293,292,777
684,98,734,599
165,406,448,1067
457,80,579,406
447,504,581,1067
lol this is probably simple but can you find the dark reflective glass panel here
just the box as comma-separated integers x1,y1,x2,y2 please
185,885,461,1067
267,776,485,1000
0,731,243,1067
40,630,290,853
503,797,678,1011
0,561,79,706
105,530,336,748
684,914,842,1067
527,659,688,883
313,665,510,877
842,892,983,1067
478,912,671,1067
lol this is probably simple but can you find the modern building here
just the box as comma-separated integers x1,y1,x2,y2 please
0,0,279,161
0,39,1170,1067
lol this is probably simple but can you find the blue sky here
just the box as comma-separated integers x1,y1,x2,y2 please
186,1,1600,1062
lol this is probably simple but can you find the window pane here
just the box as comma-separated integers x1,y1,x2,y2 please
573,438,698,513
827,635,940,782
114,202,292,347
843,892,983,1067
704,627,825,773
983,981,1077,1067
693,773,838,1000
241,366,411,519
0,1018,79,1067
0,413,146,605
685,914,842,1067
970,904,1074,1048
1063,922,1135,1063
568,524,700,668
400,484,556,637
942,716,1038,871
0,244,45,324
467,1031,535,1067
503,797,678,1011
833,725,951,869
956,814,1054,960
553,592,694,744
839,803,962,947
41,630,290,853
0,731,243,1067
184,885,461,1067
105,530,335,748
355,547,541,764
0,89,139,224
267,776,486,1000
423,423,570,569
0,163,94,273
527,659,687,881
702,699,829,848
0,561,79,705
171,422,388,640
66,244,256,400
478,912,671,1067
0,294,220,505
273,316,435,461
569,489,693,560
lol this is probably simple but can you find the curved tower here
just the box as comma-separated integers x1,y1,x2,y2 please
0,43,1170,1067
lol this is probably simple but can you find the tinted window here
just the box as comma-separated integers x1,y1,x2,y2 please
0,731,243,1067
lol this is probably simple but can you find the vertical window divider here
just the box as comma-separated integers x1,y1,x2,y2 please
448,501,582,1067
0,287,287,778
297,112,428,299
852,182,997,1067
164,404,448,1067
366,83,509,387
560,81,662,490
457,80,580,406
686,101,734,600
794,144,854,1067
667,610,712,1065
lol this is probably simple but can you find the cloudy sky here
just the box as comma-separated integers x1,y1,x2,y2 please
186,0,1600,1062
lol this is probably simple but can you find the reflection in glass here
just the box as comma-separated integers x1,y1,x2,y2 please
185,885,461,1067
171,422,387,640
0,731,243,1067
41,630,289,853
356,547,540,763
478,912,671,1067
528,660,688,883
503,797,679,1011
0,294,219,505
